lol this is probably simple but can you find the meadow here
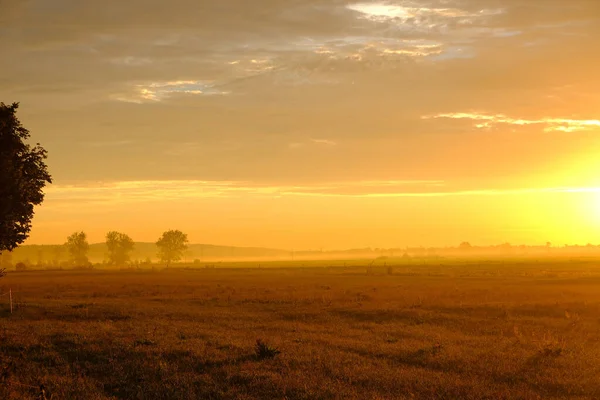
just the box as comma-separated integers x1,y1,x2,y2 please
1,258,599,399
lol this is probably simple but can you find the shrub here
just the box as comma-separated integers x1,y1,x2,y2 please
15,262,27,271
255,339,280,359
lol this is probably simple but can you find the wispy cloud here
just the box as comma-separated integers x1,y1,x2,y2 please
226,57,277,75
110,56,153,67
312,37,445,62
341,2,518,62
114,80,230,103
288,138,338,149
42,180,600,210
346,3,504,24
43,180,444,206
292,187,600,198
85,140,134,148
311,138,337,146
425,112,600,132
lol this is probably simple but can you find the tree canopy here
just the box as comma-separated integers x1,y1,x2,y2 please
156,230,188,267
65,231,90,266
106,231,135,266
0,102,52,251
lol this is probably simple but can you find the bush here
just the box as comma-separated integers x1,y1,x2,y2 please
255,339,280,359
15,262,27,271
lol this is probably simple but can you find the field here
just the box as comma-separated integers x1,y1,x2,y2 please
1,259,599,399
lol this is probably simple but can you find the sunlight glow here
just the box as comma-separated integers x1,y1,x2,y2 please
594,192,600,223
425,112,600,132
346,3,503,23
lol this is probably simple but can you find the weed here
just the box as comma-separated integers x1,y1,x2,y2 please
255,339,281,359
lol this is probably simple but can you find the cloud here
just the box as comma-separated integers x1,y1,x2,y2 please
425,112,600,132
85,140,134,148
345,2,510,43
346,3,504,24
287,138,338,149
299,2,522,66
110,56,153,67
113,80,230,103
2,0,596,103
42,180,600,209
311,138,337,146
2,0,600,191
43,180,446,206
285,186,600,198
310,37,446,64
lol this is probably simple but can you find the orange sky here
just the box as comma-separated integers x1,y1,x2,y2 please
2,0,599,249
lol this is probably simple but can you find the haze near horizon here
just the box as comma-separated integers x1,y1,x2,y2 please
2,0,600,249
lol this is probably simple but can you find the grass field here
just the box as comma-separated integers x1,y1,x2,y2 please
1,259,599,399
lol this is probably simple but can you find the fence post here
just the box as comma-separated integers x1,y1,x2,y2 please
9,289,12,314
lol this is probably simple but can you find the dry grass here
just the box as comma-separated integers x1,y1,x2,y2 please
1,259,599,399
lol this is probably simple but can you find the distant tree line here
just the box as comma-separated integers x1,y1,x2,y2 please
0,230,189,270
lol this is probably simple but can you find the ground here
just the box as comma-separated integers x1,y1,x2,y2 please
0,258,599,399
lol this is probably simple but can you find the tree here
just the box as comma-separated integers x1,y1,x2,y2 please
65,231,90,266
15,262,28,271
0,103,52,252
105,231,135,266
156,230,188,267
51,245,66,266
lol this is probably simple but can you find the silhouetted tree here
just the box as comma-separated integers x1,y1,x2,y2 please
15,262,27,271
156,230,188,267
1,103,52,252
52,245,66,266
105,231,135,266
65,231,90,266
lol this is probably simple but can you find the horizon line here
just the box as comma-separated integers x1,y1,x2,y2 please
14,241,600,252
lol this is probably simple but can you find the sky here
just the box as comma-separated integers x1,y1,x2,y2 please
2,0,600,249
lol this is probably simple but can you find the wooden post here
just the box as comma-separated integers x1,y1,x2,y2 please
9,289,13,314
